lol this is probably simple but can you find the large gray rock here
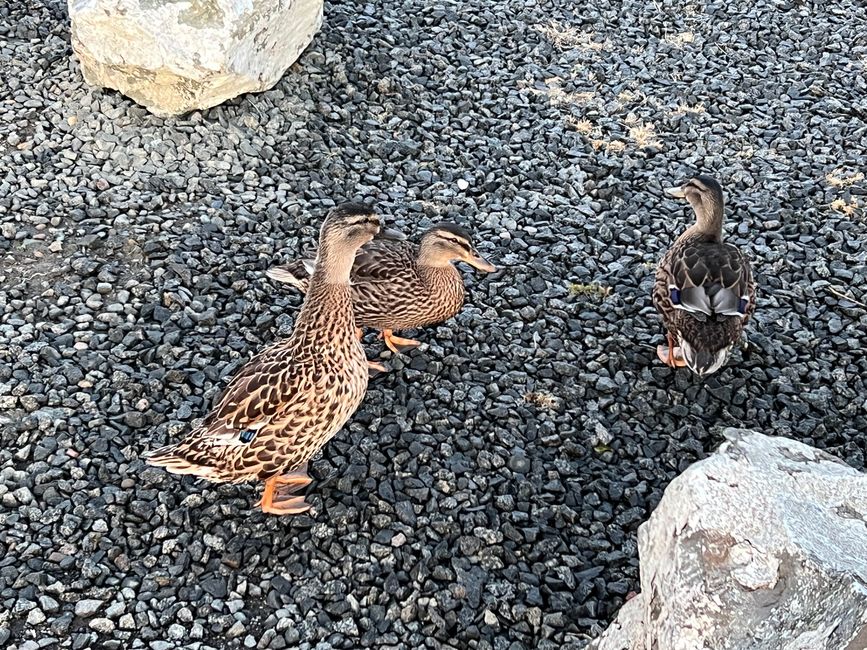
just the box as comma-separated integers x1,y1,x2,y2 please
590,429,867,650
68,0,323,117
589,597,643,650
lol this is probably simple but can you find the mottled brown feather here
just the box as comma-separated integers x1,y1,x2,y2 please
146,208,375,484
269,237,467,332
654,228,756,357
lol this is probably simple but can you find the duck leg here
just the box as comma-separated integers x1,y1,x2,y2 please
368,360,388,373
657,332,687,368
257,466,313,515
357,326,388,372
258,477,311,515
379,329,421,354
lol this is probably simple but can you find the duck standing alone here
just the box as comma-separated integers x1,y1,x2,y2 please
146,203,380,515
267,222,496,355
652,175,756,376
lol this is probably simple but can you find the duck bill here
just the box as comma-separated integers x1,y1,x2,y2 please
466,250,496,272
379,227,407,240
664,186,687,198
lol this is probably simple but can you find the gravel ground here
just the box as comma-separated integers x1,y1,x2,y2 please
2,0,867,648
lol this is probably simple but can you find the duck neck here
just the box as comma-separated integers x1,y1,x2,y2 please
418,263,465,309
292,244,356,345
312,242,355,284
691,196,725,241
418,262,459,285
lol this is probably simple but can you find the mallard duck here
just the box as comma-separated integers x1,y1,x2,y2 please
266,222,496,355
652,175,756,376
146,203,381,515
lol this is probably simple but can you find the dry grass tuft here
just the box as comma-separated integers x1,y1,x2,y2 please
826,169,865,188
523,391,559,410
541,78,595,106
569,282,612,299
565,116,594,134
628,122,662,148
830,198,860,216
664,31,695,46
672,101,706,115
538,22,605,51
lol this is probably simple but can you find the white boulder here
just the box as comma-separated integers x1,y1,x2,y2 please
68,0,323,117
589,429,867,650
588,596,643,650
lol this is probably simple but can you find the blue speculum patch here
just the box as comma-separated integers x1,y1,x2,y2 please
670,288,681,304
239,429,257,444
738,298,748,314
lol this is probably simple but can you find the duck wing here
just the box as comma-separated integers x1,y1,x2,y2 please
350,240,422,286
146,342,328,482
667,241,754,321
268,236,417,291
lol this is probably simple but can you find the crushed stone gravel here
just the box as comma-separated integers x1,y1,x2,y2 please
1,0,867,648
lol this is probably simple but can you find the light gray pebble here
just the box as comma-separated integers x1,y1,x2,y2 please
74,599,103,617
89,618,115,634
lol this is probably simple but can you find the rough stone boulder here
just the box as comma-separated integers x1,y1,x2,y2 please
590,429,867,650
68,0,323,117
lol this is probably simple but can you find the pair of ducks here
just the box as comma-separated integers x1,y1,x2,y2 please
147,205,496,514
147,175,755,515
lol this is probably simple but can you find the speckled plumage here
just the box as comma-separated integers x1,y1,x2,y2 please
653,176,756,376
145,205,377,497
268,223,493,333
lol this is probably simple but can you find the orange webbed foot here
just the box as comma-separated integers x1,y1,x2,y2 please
256,467,313,515
657,333,687,368
368,360,389,374
657,344,687,367
379,329,421,355
262,495,311,516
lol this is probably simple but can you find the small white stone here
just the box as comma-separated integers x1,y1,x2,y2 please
85,294,103,309
168,623,186,639
74,599,103,617
26,608,46,625
89,618,115,634
203,533,225,550
226,621,246,638
104,602,125,619
457,178,469,190
39,595,59,613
